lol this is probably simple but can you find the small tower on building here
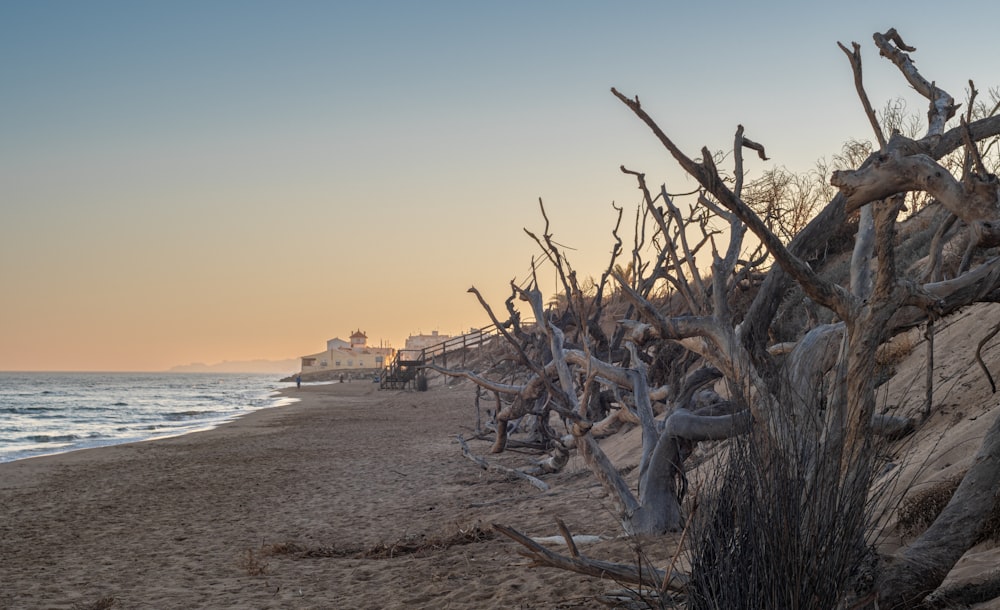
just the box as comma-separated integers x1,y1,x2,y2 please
350,329,368,348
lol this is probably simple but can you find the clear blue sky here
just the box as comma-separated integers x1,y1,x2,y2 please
1,1,997,370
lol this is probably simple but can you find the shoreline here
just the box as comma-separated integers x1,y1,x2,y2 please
0,385,311,503
0,392,302,466
0,380,624,609
0,372,295,465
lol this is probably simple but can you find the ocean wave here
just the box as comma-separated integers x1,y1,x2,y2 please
0,372,286,462
24,434,81,443
163,410,215,421
0,406,62,413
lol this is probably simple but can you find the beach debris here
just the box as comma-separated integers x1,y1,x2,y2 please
456,434,550,491
529,534,604,546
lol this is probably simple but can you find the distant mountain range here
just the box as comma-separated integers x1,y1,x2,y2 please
167,358,300,374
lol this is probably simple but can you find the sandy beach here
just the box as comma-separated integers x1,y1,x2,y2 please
0,380,642,609
5,304,1000,610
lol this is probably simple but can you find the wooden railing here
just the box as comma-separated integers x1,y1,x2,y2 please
378,322,510,390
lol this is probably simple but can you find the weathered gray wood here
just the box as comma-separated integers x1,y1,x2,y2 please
492,522,689,591
456,435,549,492
878,411,1000,606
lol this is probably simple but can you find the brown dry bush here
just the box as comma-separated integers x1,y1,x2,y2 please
898,475,964,539
898,472,1000,543
363,523,494,559
687,428,885,609
71,597,120,610
249,523,495,564
236,548,269,576
876,329,920,369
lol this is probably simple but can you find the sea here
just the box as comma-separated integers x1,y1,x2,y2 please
0,372,295,463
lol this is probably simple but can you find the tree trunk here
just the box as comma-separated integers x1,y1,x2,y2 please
877,411,1000,607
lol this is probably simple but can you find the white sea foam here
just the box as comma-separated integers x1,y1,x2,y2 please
0,372,291,462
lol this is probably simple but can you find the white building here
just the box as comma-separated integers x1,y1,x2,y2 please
300,329,395,375
404,330,451,352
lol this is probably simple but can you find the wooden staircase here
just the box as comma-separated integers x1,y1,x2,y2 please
378,323,502,390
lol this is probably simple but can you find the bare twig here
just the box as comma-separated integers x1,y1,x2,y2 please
976,321,1000,393
456,435,550,491
838,40,887,148
873,28,956,137
612,86,853,322
492,522,689,591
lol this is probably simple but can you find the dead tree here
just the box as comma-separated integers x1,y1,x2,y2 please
440,28,1000,608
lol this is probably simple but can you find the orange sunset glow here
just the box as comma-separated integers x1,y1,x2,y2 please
3,2,997,371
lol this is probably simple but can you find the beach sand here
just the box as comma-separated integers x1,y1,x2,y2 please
5,307,1000,610
0,380,643,609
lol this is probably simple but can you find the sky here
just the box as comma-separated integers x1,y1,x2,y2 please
2,1,998,371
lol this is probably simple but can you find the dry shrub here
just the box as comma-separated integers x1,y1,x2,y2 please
898,474,964,539
248,523,495,564
363,523,494,559
260,541,305,556
876,329,920,368
687,432,881,609
237,548,269,576
898,472,1000,543
71,597,120,610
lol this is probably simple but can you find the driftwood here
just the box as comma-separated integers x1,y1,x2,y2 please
455,435,549,492
878,410,1000,606
492,521,689,592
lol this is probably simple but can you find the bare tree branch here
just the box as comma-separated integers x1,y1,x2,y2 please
611,87,854,321
831,150,1000,228
874,28,957,136
839,40,887,149
456,435,550,491
492,523,688,591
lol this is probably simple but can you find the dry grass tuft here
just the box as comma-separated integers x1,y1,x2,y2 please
362,523,495,559
898,474,965,539
686,433,881,609
898,472,1000,543
237,548,269,576
71,597,120,610
246,523,496,565
876,329,920,368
